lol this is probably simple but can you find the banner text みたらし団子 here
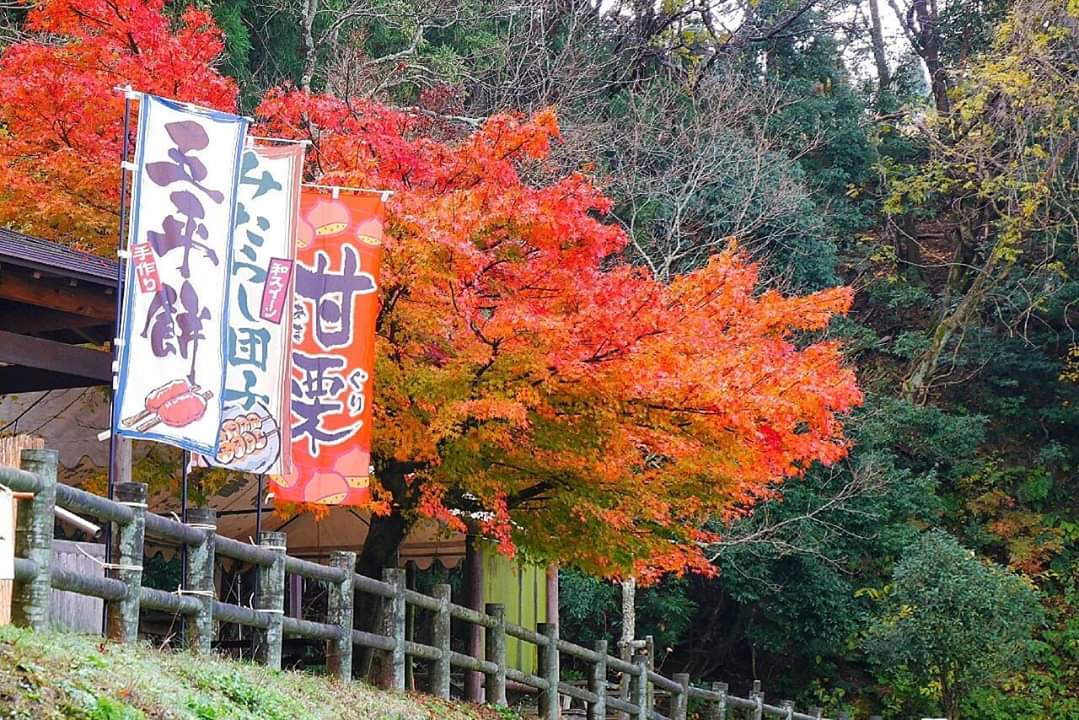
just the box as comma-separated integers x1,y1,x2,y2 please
193,143,304,474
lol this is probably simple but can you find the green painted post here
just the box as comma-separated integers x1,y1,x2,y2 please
106,481,146,643
588,639,607,720
782,700,795,720
707,681,727,720
538,622,560,720
185,508,216,654
484,602,507,705
752,680,764,720
431,584,452,699
326,551,355,682
255,530,286,669
379,568,407,691
12,449,57,631
631,652,648,720
673,673,690,720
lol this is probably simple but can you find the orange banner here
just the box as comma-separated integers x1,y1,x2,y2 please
274,189,383,505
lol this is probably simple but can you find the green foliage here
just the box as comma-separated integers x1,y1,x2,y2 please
0,625,497,720
140,553,182,592
86,697,145,720
863,530,1044,718
559,568,696,654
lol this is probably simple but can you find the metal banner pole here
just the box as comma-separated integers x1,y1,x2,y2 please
102,90,134,633
255,474,264,539
179,449,189,642
180,450,190,575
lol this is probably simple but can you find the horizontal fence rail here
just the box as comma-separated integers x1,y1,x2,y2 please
2,449,865,720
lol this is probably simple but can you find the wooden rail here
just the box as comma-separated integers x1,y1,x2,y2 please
3,449,863,720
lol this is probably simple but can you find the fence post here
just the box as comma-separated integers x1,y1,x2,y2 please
837,712,849,720
11,448,57,631
782,700,795,720
185,508,216,654
326,550,355,682
106,481,146,643
869,716,882,720
484,602,507,705
379,567,407,691
430,584,451,699
644,635,655,713
751,680,764,720
255,530,286,669
671,672,690,720
811,708,823,720
707,681,727,720
631,652,649,720
588,639,607,720
538,622,560,720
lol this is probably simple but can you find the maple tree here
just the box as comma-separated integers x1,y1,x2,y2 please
0,0,237,249
0,0,863,580
257,92,863,579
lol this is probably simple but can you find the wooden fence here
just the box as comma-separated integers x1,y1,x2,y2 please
3,448,868,720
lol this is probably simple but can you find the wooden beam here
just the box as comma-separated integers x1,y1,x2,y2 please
0,268,115,321
0,366,107,393
0,305,110,334
0,329,111,380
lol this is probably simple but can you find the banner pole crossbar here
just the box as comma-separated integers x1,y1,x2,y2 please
247,135,312,146
303,183,394,201
110,85,253,122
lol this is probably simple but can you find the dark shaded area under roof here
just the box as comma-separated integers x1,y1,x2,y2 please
0,228,117,285
0,228,116,393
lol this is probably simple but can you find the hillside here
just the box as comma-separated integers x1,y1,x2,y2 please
0,626,511,720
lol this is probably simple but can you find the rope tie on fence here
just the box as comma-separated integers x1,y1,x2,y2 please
185,523,216,530
247,536,287,553
175,585,215,598
76,544,143,572
240,592,284,614
117,500,148,509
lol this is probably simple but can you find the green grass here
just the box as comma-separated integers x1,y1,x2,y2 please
0,625,513,719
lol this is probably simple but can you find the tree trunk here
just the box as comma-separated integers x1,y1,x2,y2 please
940,667,960,720
356,506,407,581
300,0,319,92
354,461,414,678
904,247,1005,403
868,0,892,104
893,214,923,284
911,0,950,114
617,576,636,719
354,506,408,679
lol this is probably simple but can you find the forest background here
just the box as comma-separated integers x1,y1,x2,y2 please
0,0,1077,718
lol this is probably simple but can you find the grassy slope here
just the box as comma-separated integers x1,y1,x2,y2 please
0,625,511,720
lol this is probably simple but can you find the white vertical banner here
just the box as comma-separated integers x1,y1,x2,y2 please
193,143,304,474
0,487,12,583
113,95,249,455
